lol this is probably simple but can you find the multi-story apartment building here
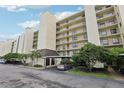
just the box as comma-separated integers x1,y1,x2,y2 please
56,11,88,56
32,30,39,50
0,39,14,56
37,12,56,50
56,5,124,56
1,5,124,58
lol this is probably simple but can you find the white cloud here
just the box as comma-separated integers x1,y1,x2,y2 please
24,5,51,9
0,5,27,12
0,33,21,41
0,5,51,12
18,20,40,28
55,11,75,20
77,6,82,11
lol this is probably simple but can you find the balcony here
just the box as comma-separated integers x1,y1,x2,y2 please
56,22,85,34
69,16,85,24
56,41,68,46
101,38,123,47
99,30,120,38
97,13,115,22
56,17,85,29
96,5,113,14
56,31,86,40
56,34,67,39
98,21,118,29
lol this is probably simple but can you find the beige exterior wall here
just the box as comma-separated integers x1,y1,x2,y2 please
38,12,56,50
11,37,20,53
1,5,124,58
18,33,25,53
56,5,124,57
1,40,13,56
56,11,87,56
23,27,34,54
85,5,100,45
95,5,123,47
0,42,4,56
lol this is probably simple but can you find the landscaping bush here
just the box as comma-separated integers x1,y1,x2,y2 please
34,64,42,67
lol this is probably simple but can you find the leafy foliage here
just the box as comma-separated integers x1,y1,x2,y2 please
72,43,115,71
3,53,21,61
34,64,42,67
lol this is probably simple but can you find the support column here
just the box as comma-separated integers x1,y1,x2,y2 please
85,5,100,45
44,58,46,69
50,58,52,66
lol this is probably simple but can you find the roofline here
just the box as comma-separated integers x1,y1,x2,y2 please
56,10,85,23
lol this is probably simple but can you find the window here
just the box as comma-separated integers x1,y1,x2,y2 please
112,38,120,44
72,35,78,41
97,15,103,19
72,31,76,35
72,31,78,41
109,19,115,24
63,45,66,50
99,22,105,27
72,43,78,48
100,31,107,36
110,29,117,34
101,39,109,45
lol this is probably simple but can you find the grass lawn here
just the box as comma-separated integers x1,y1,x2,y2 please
67,69,113,79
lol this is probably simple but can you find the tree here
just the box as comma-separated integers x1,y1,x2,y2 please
18,53,29,64
3,53,20,61
72,43,115,72
109,47,124,70
29,50,42,65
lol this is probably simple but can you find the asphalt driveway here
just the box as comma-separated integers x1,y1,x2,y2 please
0,64,124,88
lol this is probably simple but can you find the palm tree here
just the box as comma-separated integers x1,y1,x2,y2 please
29,50,42,66
18,53,29,65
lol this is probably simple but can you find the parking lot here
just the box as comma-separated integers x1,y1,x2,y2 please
0,64,124,88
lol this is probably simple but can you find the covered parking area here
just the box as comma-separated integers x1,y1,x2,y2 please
42,56,71,69
37,49,71,69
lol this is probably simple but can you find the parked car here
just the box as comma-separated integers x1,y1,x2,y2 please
0,59,6,64
57,64,72,71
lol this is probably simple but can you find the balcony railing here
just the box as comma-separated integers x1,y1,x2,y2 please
97,12,115,20
98,21,118,29
101,39,122,46
96,5,112,13
56,22,85,34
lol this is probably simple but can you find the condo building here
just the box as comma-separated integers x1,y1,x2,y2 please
1,5,124,58
56,5,124,56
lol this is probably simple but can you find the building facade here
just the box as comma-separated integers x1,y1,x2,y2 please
56,5,124,56
1,5,124,58
37,12,56,50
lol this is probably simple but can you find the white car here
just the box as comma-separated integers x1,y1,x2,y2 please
0,59,6,64
57,64,72,71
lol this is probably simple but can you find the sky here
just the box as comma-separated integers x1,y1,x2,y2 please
0,5,84,41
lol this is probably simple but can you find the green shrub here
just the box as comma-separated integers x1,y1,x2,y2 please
34,64,42,67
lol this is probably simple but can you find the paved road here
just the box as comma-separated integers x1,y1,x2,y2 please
0,64,124,88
